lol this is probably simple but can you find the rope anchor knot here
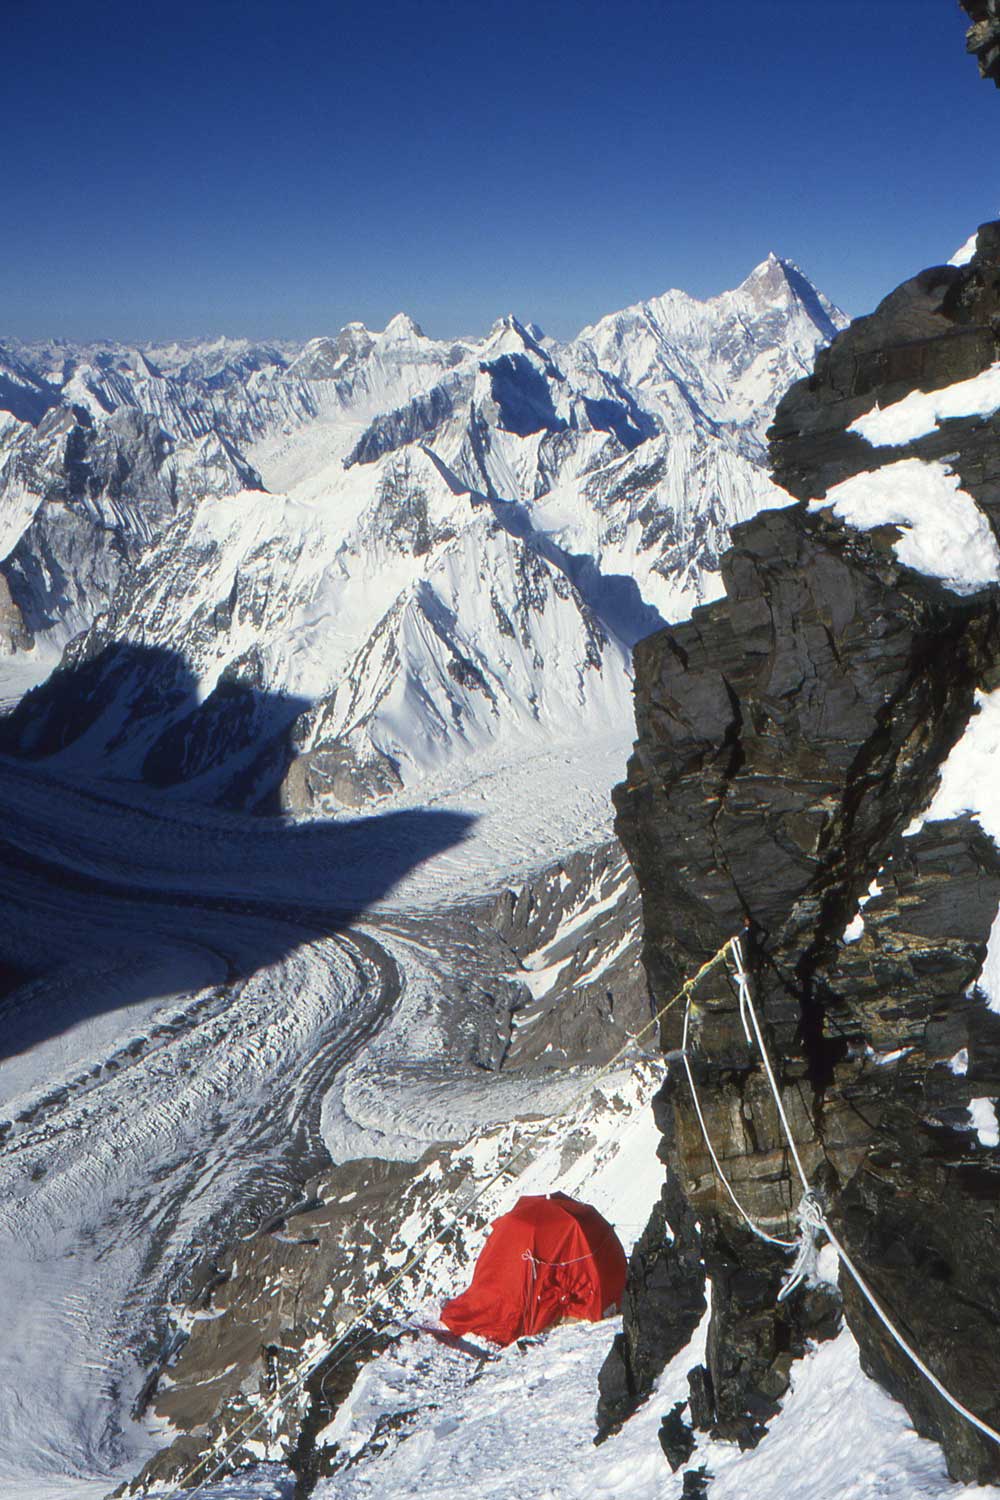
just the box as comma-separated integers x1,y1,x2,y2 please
778,1190,827,1303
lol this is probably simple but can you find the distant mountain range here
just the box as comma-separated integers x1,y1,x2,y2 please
0,259,845,807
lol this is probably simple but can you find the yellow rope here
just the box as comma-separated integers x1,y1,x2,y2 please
168,937,734,1497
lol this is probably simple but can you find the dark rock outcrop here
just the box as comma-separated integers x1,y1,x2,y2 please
603,225,1000,1482
0,571,32,653
658,1401,696,1470
116,1155,419,1497
346,381,460,466
490,841,651,1069
963,0,1000,86
597,1166,706,1438
769,220,1000,505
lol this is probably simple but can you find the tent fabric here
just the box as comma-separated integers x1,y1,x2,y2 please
440,1192,627,1347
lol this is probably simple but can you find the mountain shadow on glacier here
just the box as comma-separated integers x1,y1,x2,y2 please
0,641,475,1051
0,640,316,811
0,755,474,1056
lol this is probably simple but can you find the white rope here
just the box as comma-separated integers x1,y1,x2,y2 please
681,990,796,1250
777,1190,825,1302
730,935,810,1193
822,1220,1000,1447
729,935,1000,1450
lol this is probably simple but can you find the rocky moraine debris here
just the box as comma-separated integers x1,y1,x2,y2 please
600,220,1000,1484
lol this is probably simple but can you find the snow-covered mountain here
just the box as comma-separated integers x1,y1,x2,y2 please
0,259,845,802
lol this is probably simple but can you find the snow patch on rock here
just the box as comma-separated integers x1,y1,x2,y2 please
918,689,1000,848
810,458,1000,595
850,362,1000,447
949,230,980,266
968,1097,1000,1148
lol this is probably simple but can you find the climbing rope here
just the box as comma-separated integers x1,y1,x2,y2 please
681,986,797,1250
727,935,1000,1450
775,1190,825,1302
521,1248,599,1268
166,938,736,1497
729,937,810,1191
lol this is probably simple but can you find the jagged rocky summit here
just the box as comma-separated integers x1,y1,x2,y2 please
600,220,1000,1484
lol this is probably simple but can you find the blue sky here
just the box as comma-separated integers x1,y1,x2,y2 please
5,0,997,342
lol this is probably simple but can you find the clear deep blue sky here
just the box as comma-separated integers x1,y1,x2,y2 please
5,0,998,343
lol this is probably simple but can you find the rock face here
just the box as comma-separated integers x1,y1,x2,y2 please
0,398,262,681
963,0,1000,86
489,841,649,1069
118,1150,423,1497
603,223,1000,1483
768,222,1000,502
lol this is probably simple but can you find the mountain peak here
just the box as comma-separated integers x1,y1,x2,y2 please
127,349,162,380
381,313,425,341
734,254,847,338
738,252,794,294
482,314,549,362
286,323,376,379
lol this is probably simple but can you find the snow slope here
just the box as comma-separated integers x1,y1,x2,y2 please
145,1061,1000,1500
304,1322,998,1500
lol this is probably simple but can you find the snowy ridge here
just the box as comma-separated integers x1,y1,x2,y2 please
570,253,845,439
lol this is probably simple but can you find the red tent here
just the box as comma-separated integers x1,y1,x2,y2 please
440,1192,627,1347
